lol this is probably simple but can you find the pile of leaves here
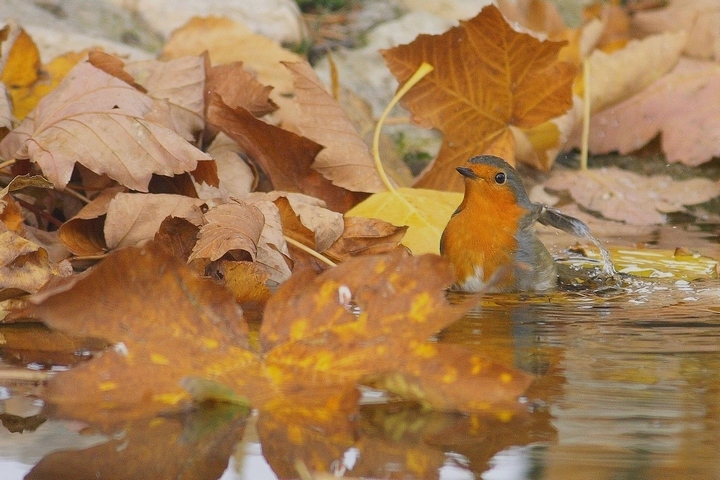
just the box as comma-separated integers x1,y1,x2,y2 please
0,0,719,430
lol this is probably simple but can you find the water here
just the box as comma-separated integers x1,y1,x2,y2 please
1,225,719,479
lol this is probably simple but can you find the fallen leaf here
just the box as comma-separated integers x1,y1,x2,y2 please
58,188,122,255
125,54,206,142
0,83,11,137
0,229,72,295
261,251,532,411
544,167,720,225
583,31,686,113
24,240,271,428
245,197,293,285
631,0,720,61
579,58,720,166
498,0,567,37
189,200,264,262
104,193,205,249
0,62,212,191
257,191,344,252
283,61,386,194
202,132,255,198
382,4,576,190
205,61,277,117
160,16,301,105
206,94,363,212
345,188,462,255
153,216,200,262
324,216,408,262
0,24,41,120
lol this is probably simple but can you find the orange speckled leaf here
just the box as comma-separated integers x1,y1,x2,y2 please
382,4,576,190
24,240,271,428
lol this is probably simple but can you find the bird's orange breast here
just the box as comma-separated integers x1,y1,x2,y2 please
441,184,528,291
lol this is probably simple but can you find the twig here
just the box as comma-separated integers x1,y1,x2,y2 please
0,158,15,171
284,236,337,267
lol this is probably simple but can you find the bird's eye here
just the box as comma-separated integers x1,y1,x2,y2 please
494,172,506,184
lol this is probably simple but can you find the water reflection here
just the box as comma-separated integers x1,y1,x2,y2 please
2,277,720,479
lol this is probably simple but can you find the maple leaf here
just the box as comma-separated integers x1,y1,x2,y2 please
544,167,720,225
382,4,576,191
0,62,212,191
579,58,720,166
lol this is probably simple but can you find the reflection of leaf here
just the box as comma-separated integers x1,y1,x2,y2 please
544,167,720,225
0,62,212,191
345,187,462,255
27,404,248,477
382,4,576,190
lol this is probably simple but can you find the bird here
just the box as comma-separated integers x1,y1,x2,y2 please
440,155,557,293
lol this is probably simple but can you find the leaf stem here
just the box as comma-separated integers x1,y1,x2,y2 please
0,158,15,171
373,62,434,193
284,235,337,267
580,58,590,171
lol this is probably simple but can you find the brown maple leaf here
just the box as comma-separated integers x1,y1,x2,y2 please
382,4,576,191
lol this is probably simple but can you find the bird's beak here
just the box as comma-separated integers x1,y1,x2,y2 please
456,166,478,179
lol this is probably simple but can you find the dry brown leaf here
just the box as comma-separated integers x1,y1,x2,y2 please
584,31,687,113
631,0,720,61
283,61,386,193
104,193,205,249
580,58,720,166
244,197,293,285
324,217,408,262
189,200,264,262
0,62,212,191
544,167,720,225
204,132,255,198
58,187,123,255
153,216,200,262
160,16,301,107
0,229,71,295
382,5,576,191
206,94,364,212
250,191,344,253
205,61,277,117
124,55,206,142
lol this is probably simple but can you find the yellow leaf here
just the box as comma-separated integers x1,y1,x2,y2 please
345,187,462,255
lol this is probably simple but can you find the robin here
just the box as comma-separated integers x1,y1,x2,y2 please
440,155,557,292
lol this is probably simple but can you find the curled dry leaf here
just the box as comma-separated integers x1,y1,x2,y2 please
249,191,343,253
0,62,212,191
579,58,720,166
59,190,205,254
205,61,277,117
206,94,363,212
189,201,264,262
544,167,720,225
382,4,576,190
0,229,72,296
283,61,386,194
24,240,270,428
246,198,293,285
324,216,408,262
